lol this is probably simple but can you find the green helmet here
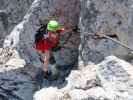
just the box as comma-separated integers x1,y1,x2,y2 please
47,20,60,32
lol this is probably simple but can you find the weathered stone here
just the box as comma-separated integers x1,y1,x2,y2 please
0,47,14,64
0,48,36,100
0,70,36,100
0,0,34,47
97,56,133,100
0,0,80,99
2,0,133,100
33,87,64,100
34,86,110,100
5,58,26,68
79,0,133,64
3,0,80,67
34,64,108,100
34,56,133,100
66,64,99,90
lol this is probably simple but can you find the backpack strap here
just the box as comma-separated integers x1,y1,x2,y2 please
43,29,49,39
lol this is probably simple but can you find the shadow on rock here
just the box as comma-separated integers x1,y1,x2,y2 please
35,62,77,90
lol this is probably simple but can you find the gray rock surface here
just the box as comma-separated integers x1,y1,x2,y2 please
66,64,99,90
3,0,80,67
0,47,37,100
0,70,35,100
0,0,34,47
79,0,133,64
0,0,80,99
2,0,133,100
34,56,133,100
34,64,106,100
97,56,133,100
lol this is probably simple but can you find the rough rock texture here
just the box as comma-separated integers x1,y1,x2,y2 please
97,56,133,100
4,0,80,67
34,56,133,100
0,47,26,71
0,0,34,47
0,70,35,100
2,0,133,100
0,0,80,99
34,64,106,100
0,48,38,100
79,0,133,64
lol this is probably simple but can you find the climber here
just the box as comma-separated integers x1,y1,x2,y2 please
34,20,70,78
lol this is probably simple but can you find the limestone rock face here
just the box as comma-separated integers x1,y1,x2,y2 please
66,64,99,90
79,0,133,64
0,0,80,99
2,0,133,100
0,70,36,100
0,47,26,71
34,56,133,100
97,56,133,100
0,47,37,100
3,0,80,67
0,0,34,47
34,64,105,100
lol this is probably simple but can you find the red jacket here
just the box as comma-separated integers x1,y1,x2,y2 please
35,29,64,52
